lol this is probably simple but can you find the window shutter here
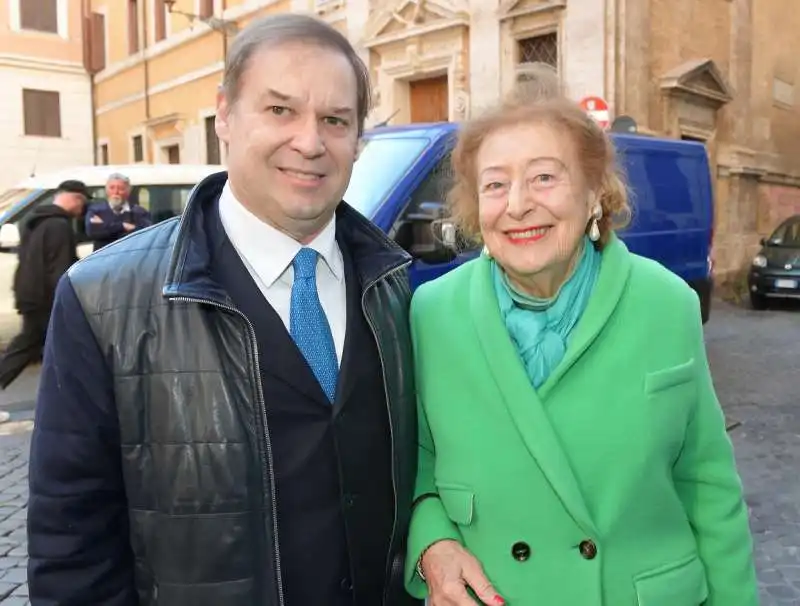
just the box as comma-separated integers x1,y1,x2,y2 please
91,13,106,72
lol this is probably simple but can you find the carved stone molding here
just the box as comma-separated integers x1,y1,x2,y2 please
660,58,734,106
363,0,469,47
497,0,565,22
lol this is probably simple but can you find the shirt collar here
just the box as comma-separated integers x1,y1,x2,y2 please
218,181,342,287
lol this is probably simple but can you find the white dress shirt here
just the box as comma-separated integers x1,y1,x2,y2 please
218,181,347,363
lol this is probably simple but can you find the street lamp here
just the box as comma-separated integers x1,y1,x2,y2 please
163,0,239,35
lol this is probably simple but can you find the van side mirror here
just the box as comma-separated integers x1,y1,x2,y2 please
398,201,457,264
0,223,20,252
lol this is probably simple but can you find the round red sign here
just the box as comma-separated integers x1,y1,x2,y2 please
579,96,610,129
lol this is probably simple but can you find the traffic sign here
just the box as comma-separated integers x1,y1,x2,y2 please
579,96,610,129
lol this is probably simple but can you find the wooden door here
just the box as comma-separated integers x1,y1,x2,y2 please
166,145,180,164
410,76,449,123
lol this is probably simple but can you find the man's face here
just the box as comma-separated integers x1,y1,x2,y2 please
216,41,360,242
106,179,130,203
63,193,87,217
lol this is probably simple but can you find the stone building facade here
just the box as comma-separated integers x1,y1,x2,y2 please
86,0,800,279
0,0,93,190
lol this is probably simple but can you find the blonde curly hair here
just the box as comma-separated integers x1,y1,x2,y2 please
448,63,631,248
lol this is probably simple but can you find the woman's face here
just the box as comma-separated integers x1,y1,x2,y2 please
476,121,594,296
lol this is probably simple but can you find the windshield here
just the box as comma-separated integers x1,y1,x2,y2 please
768,217,800,247
0,188,39,221
343,136,431,219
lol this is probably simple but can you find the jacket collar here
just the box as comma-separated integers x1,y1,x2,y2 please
162,171,411,303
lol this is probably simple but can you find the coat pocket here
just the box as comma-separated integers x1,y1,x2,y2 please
645,359,696,395
634,553,709,606
435,483,475,526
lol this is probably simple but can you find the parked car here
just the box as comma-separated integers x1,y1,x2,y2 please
0,163,223,330
747,214,800,309
346,123,716,323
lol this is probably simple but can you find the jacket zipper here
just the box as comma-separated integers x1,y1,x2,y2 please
171,296,285,606
360,260,412,601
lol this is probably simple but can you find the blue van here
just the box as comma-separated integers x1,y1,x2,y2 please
343,122,715,322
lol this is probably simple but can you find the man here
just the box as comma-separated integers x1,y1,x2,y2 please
84,172,152,250
0,180,87,390
28,14,420,606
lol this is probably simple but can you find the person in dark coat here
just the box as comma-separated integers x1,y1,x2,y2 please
27,14,421,606
85,172,152,251
0,180,88,389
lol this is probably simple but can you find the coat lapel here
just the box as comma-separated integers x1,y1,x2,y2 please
331,240,363,409
469,256,597,535
538,235,632,399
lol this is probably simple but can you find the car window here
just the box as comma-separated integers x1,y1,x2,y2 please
768,217,800,246
6,183,196,243
0,188,38,220
618,149,707,232
344,136,432,219
133,185,194,222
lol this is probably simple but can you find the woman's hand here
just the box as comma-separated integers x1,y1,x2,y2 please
421,539,505,605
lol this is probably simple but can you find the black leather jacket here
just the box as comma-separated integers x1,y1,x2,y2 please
31,172,419,606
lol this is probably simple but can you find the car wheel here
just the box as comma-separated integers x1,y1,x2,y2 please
749,292,768,310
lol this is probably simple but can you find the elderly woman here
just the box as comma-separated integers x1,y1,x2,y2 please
404,92,759,605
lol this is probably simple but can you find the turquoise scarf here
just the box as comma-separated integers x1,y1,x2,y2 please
491,237,601,389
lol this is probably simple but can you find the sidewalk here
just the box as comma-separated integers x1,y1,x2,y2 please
0,367,39,421
0,364,38,605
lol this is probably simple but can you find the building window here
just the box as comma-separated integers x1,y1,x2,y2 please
99,144,109,165
20,0,58,33
166,145,181,164
198,0,214,19
22,89,61,137
129,0,140,54
517,33,558,71
132,135,144,162
154,0,167,42
205,116,221,164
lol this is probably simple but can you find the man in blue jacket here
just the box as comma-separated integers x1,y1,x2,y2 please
27,13,419,606
84,172,152,250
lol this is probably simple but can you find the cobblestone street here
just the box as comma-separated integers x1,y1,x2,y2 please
0,300,795,605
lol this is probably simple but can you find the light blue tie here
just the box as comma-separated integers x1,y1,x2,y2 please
289,248,338,402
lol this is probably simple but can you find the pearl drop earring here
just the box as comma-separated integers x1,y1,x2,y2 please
589,205,602,242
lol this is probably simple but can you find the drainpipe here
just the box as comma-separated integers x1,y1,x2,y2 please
84,0,99,165
142,0,152,161
221,0,228,63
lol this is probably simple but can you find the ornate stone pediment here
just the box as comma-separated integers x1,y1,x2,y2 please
497,0,565,21
363,0,469,45
660,58,734,105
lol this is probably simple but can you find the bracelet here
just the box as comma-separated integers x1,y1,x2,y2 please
416,542,437,581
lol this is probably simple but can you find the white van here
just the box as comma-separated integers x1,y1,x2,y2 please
0,163,224,336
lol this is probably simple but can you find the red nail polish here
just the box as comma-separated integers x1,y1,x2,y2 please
494,597,506,605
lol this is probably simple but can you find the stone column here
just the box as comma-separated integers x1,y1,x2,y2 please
468,0,501,114
562,0,607,102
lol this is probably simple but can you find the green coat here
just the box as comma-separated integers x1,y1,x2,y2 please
405,236,758,606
